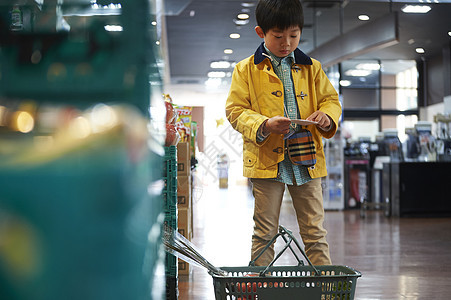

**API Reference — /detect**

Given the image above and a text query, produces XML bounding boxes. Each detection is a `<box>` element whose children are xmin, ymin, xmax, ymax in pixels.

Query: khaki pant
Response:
<box><xmin>250</xmin><ymin>178</ymin><xmax>331</xmax><ymax>266</ymax></box>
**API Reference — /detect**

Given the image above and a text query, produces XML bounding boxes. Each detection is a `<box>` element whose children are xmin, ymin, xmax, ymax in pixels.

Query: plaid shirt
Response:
<box><xmin>257</xmin><ymin>45</ymin><xmax>311</xmax><ymax>186</ymax></box>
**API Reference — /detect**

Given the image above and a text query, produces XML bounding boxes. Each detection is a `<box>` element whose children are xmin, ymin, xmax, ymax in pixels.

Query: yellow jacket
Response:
<box><xmin>225</xmin><ymin>43</ymin><xmax>342</xmax><ymax>179</ymax></box>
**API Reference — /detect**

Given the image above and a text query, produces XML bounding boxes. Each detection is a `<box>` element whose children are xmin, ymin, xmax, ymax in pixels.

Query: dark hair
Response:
<box><xmin>255</xmin><ymin>0</ymin><xmax>304</xmax><ymax>34</ymax></box>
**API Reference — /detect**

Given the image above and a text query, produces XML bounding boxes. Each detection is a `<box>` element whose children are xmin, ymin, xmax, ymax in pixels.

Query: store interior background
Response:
<box><xmin>163</xmin><ymin>0</ymin><xmax>451</xmax><ymax>199</ymax></box>
<box><xmin>0</xmin><ymin>0</ymin><xmax>451</xmax><ymax>299</ymax></box>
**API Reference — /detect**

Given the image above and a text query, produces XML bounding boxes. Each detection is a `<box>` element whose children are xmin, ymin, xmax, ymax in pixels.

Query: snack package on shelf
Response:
<box><xmin>163</xmin><ymin>94</ymin><xmax>180</xmax><ymax>147</ymax></box>
<box><xmin>164</xmin><ymin>94</ymin><xmax>177</xmax><ymax>125</ymax></box>
<box><xmin>174</xmin><ymin>106</ymin><xmax>192</xmax><ymax>143</ymax></box>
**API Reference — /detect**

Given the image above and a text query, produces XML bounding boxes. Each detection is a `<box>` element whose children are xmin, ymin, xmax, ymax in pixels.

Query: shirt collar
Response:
<box><xmin>263</xmin><ymin>44</ymin><xmax>294</xmax><ymax>66</ymax></box>
<box><xmin>253</xmin><ymin>42</ymin><xmax>313</xmax><ymax>66</ymax></box>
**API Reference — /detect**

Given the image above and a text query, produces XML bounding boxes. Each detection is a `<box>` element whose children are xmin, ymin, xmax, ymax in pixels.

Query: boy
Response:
<box><xmin>225</xmin><ymin>0</ymin><xmax>342</xmax><ymax>266</ymax></box>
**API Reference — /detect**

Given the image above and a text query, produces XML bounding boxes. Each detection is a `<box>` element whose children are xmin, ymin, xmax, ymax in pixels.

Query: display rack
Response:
<box><xmin>322</xmin><ymin>130</ymin><xmax>345</xmax><ymax>210</ymax></box>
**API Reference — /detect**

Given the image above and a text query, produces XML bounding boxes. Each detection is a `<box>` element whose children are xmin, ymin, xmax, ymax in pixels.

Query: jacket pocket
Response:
<box><xmin>243</xmin><ymin>151</ymin><xmax>257</xmax><ymax>167</ymax></box>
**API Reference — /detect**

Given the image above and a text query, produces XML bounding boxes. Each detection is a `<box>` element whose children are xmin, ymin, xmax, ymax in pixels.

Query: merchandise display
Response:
<box><xmin>0</xmin><ymin>1</ymin><xmax>166</xmax><ymax>299</ymax></box>
<box><xmin>414</xmin><ymin>121</ymin><xmax>436</xmax><ymax>162</ymax></box>
<box><xmin>161</xmin><ymin>91</ymin><xmax>198</xmax><ymax>283</ymax></box>
<box><xmin>405</xmin><ymin>127</ymin><xmax>420</xmax><ymax>160</ymax></box>
<box><xmin>434</xmin><ymin>113</ymin><xmax>451</xmax><ymax>161</ymax></box>
<box><xmin>322</xmin><ymin>129</ymin><xmax>344</xmax><ymax>210</ymax></box>
<box><xmin>344</xmin><ymin>138</ymin><xmax>370</xmax><ymax>209</ymax></box>
<box><xmin>382</xmin><ymin>129</ymin><xmax>403</xmax><ymax>162</ymax></box>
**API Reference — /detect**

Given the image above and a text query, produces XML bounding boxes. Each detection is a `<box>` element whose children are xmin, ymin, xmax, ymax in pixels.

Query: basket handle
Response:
<box><xmin>249</xmin><ymin>225</ymin><xmax>321</xmax><ymax>277</ymax></box>
<box><xmin>248</xmin><ymin>228</ymin><xmax>303</xmax><ymax>267</ymax></box>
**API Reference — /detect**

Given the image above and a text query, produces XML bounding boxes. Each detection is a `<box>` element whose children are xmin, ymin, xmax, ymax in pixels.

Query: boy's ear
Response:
<box><xmin>255</xmin><ymin>26</ymin><xmax>265</xmax><ymax>38</ymax></box>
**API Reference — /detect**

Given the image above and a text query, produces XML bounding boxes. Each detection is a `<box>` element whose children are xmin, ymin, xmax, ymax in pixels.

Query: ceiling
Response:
<box><xmin>165</xmin><ymin>0</ymin><xmax>451</xmax><ymax>87</ymax></box>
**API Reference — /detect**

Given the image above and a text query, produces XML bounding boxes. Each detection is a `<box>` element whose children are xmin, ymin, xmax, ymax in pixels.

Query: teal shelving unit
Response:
<box><xmin>0</xmin><ymin>1</ymin><xmax>166</xmax><ymax>299</ymax></box>
<box><xmin>163</xmin><ymin>145</ymin><xmax>178</xmax><ymax>300</ymax></box>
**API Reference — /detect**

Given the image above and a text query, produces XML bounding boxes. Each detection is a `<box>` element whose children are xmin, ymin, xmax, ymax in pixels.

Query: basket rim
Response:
<box><xmin>211</xmin><ymin>264</ymin><xmax>362</xmax><ymax>278</ymax></box>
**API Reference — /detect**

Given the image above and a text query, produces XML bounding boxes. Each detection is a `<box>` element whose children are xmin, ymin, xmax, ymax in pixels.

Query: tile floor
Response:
<box><xmin>177</xmin><ymin>182</ymin><xmax>451</xmax><ymax>300</ymax></box>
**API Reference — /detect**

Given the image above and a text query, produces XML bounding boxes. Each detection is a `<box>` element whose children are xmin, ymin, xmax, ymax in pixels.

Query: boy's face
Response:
<box><xmin>255</xmin><ymin>26</ymin><xmax>301</xmax><ymax>58</ymax></box>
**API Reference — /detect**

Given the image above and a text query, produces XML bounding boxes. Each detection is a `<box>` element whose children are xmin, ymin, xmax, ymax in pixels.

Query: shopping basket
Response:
<box><xmin>210</xmin><ymin>225</ymin><xmax>361</xmax><ymax>300</ymax></box>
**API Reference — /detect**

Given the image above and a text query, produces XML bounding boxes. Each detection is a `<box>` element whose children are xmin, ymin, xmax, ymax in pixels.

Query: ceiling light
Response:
<box><xmin>401</xmin><ymin>5</ymin><xmax>431</xmax><ymax>13</ymax></box>
<box><xmin>241</xmin><ymin>2</ymin><xmax>256</xmax><ymax>7</ymax></box>
<box><xmin>233</xmin><ymin>19</ymin><xmax>249</xmax><ymax>26</ymax></box>
<box><xmin>92</xmin><ymin>3</ymin><xmax>122</xmax><ymax>9</ymax></box>
<box><xmin>448</xmin><ymin>31</ymin><xmax>451</xmax><ymax>37</ymax></box>
<box><xmin>104</xmin><ymin>25</ymin><xmax>123</xmax><ymax>32</ymax></box>
<box><xmin>344</xmin><ymin>69</ymin><xmax>371</xmax><ymax>77</ymax></box>
<box><xmin>91</xmin><ymin>3</ymin><xmax>122</xmax><ymax>11</ymax></box>
<box><xmin>358</xmin><ymin>15</ymin><xmax>369</xmax><ymax>21</ymax></box>
<box><xmin>237</xmin><ymin>13</ymin><xmax>249</xmax><ymax>20</ymax></box>
<box><xmin>356</xmin><ymin>63</ymin><xmax>380</xmax><ymax>71</ymax></box>
<box><xmin>339</xmin><ymin>80</ymin><xmax>352</xmax><ymax>87</ymax></box>
<box><xmin>208</xmin><ymin>71</ymin><xmax>226</xmax><ymax>78</ymax></box>
<box><xmin>210</xmin><ymin>61</ymin><xmax>232</xmax><ymax>69</ymax></box>
<box><xmin>151</xmin><ymin>21</ymin><xmax>157</xmax><ymax>26</ymax></box>
<box><xmin>224</xmin><ymin>49</ymin><xmax>234</xmax><ymax>54</ymax></box>
<box><xmin>229</xmin><ymin>33</ymin><xmax>240</xmax><ymax>39</ymax></box>
<box><xmin>416</xmin><ymin>47</ymin><xmax>425</xmax><ymax>54</ymax></box>
<box><xmin>189</xmin><ymin>10</ymin><xmax>195</xmax><ymax>17</ymax></box>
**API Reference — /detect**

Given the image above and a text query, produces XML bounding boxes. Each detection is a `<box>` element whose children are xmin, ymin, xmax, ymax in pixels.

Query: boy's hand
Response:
<box><xmin>263</xmin><ymin>116</ymin><xmax>291</xmax><ymax>135</ymax></box>
<box><xmin>306</xmin><ymin>111</ymin><xmax>331</xmax><ymax>130</ymax></box>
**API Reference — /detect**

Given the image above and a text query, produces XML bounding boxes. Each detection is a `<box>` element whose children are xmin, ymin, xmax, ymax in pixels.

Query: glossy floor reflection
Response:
<box><xmin>178</xmin><ymin>182</ymin><xmax>451</xmax><ymax>300</ymax></box>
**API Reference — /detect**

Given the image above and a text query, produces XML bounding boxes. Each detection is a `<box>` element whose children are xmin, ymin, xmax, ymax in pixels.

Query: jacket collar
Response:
<box><xmin>253</xmin><ymin>42</ymin><xmax>313</xmax><ymax>66</ymax></box>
